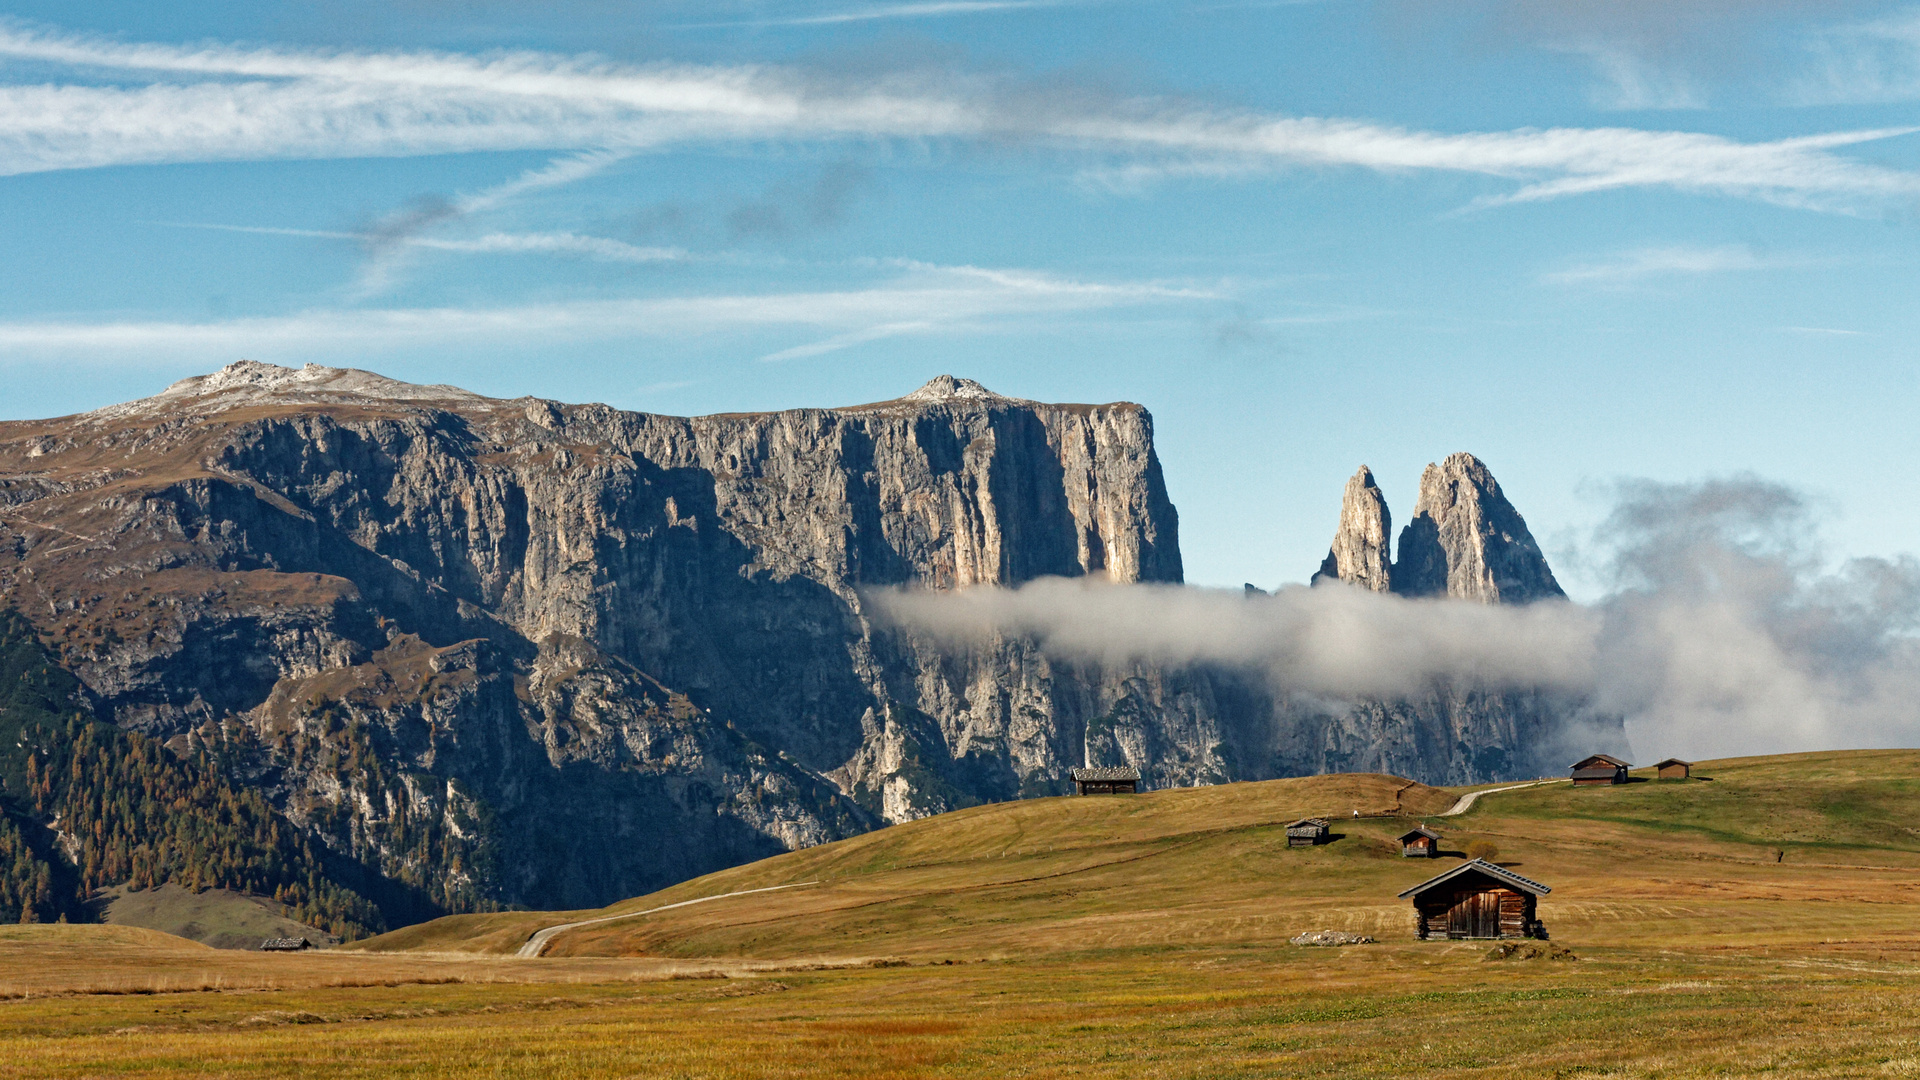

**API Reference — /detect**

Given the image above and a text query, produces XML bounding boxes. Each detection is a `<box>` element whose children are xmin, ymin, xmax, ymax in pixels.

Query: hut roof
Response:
<box><xmin>1070</xmin><ymin>766</ymin><xmax>1141</xmax><ymax>782</ymax></box>
<box><xmin>1655</xmin><ymin>758</ymin><xmax>1694</xmax><ymax>768</ymax></box>
<box><xmin>1286</xmin><ymin>817</ymin><xmax>1330</xmax><ymax>830</ymax></box>
<box><xmin>1398</xmin><ymin>826</ymin><xmax>1442</xmax><ymax>842</ymax></box>
<box><xmin>1570</xmin><ymin>753</ymin><xmax>1631</xmax><ymax>769</ymax></box>
<box><xmin>1397</xmin><ymin>858</ymin><xmax>1550</xmax><ymax>900</ymax></box>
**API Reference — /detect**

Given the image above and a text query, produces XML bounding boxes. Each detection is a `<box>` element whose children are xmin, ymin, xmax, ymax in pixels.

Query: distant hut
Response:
<box><xmin>1569</xmin><ymin>753</ymin><xmax>1631</xmax><ymax>786</ymax></box>
<box><xmin>1071</xmin><ymin>766</ymin><xmax>1140</xmax><ymax>795</ymax></box>
<box><xmin>259</xmin><ymin>937</ymin><xmax>313</xmax><ymax>952</ymax></box>
<box><xmin>1399</xmin><ymin>859</ymin><xmax>1550</xmax><ymax>940</ymax></box>
<box><xmin>1398</xmin><ymin>825</ymin><xmax>1442</xmax><ymax>858</ymax></box>
<box><xmin>1286</xmin><ymin>818</ymin><xmax>1331</xmax><ymax>848</ymax></box>
<box><xmin>1655</xmin><ymin>758</ymin><xmax>1693</xmax><ymax>780</ymax></box>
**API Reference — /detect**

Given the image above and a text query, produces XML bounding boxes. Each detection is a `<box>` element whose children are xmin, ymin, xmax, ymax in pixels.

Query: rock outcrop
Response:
<box><xmin>1391</xmin><ymin>453</ymin><xmax>1564</xmax><ymax>604</ymax></box>
<box><xmin>1296</xmin><ymin>453</ymin><xmax>1602</xmax><ymax>785</ymax></box>
<box><xmin>1310</xmin><ymin>466</ymin><xmax>1392</xmax><ymax>592</ymax></box>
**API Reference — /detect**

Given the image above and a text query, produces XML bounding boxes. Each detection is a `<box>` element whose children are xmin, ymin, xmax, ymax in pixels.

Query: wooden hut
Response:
<box><xmin>1655</xmin><ymin>758</ymin><xmax>1693</xmax><ymax>780</ymax></box>
<box><xmin>1569</xmin><ymin>753</ymin><xmax>1631</xmax><ymax>785</ymax></box>
<box><xmin>1398</xmin><ymin>825</ymin><xmax>1442</xmax><ymax>858</ymax></box>
<box><xmin>1286</xmin><ymin>818</ymin><xmax>1331</xmax><ymax>848</ymax></box>
<box><xmin>1398</xmin><ymin>859</ymin><xmax>1550</xmax><ymax>940</ymax></box>
<box><xmin>259</xmin><ymin>937</ymin><xmax>313</xmax><ymax>952</ymax></box>
<box><xmin>1070</xmin><ymin>766</ymin><xmax>1140</xmax><ymax>795</ymax></box>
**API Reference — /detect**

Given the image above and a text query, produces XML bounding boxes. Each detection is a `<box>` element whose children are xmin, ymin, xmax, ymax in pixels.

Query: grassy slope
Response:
<box><xmin>354</xmin><ymin>771</ymin><xmax>1460</xmax><ymax>957</ymax></box>
<box><xmin>96</xmin><ymin>883</ymin><xmax>332</xmax><ymax>951</ymax></box>
<box><xmin>360</xmin><ymin>751</ymin><xmax>1920</xmax><ymax>961</ymax></box>
<box><xmin>4</xmin><ymin>752</ymin><xmax>1920</xmax><ymax>1078</ymax></box>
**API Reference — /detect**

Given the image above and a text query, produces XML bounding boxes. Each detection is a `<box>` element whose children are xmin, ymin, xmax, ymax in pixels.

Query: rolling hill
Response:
<box><xmin>354</xmin><ymin>749</ymin><xmax>1920</xmax><ymax>961</ymax></box>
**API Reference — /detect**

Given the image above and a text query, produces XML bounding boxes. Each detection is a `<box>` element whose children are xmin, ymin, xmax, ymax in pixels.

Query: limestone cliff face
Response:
<box><xmin>1392</xmin><ymin>453</ymin><xmax>1564</xmax><ymax>604</ymax></box>
<box><xmin>0</xmin><ymin>364</ymin><xmax>1601</xmax><ymax>921</ymax></box>
<box><xmin>0</xmin><ymin>362</ymin><xmax>1202</xmax><ymax>914</ymax></box>
<box><xmin>1310</xmin><ymin>466</ymin><xmax>1392</xmax><ymax>592</ymax></box>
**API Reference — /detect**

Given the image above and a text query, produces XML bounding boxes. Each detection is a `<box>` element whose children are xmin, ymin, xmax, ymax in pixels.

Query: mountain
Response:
<box><xmin>0</xmin><ymin>363</ymin><xmax>1611</xmax><ymax>930</ymax></box>
<box><xmin>1302</xmin><ymin>453</ymin><xmax>1607</xmax><ymax>784</ymax></box>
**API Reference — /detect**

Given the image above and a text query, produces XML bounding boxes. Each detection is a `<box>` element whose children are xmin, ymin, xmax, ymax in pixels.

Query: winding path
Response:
<box><xmin>1439</xmin><ymin>778</ymin><xmax>1566</xmax><ymax>817</ymax></box>
<box><xmin>515</xmin><ymin>881</ymin><xmax>821</xmax><ymax>958</ymax></box>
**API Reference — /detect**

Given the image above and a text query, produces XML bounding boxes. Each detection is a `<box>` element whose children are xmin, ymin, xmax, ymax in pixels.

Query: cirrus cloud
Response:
<box><xmin>0</xmin><ymin>24</ymin><xmax>1914</xmax><ymax>213</ymax></box>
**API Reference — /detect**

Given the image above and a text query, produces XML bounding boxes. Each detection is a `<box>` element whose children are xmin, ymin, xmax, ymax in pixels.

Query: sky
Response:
<box><xmin>1</xmin><ymin>0</ymin><xmax>1918</xmax><ymax>598</ymax></box>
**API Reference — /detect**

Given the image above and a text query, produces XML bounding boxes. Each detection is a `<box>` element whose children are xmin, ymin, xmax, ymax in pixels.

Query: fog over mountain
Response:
<box><xmin>878</xmin><ymin>473</ymin><xmax>1920</xmax><ymax>763</ymax></box>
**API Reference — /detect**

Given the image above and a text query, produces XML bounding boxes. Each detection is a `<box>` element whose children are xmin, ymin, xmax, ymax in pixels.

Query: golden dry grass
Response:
<box><xmin>5</xmin><ymin>752</ymin><xmax>1920</xmax><ymax>1077</ymax></box>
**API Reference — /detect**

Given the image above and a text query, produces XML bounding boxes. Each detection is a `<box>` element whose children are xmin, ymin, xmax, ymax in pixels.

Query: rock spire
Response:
<box><xmin>1391</xmin><ymin>452</ymin><xmax>1564</xmax><ymax>604</ymax></box>
<box><xmin>1311</xmin><ymin>466</ymin><xmax>1393</xmax><ymax>592</ymax></box>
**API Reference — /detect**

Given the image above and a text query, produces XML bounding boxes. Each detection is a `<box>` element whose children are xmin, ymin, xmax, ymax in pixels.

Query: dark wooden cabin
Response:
<box><xmin>1398</xmin><ymin>825</ymin><xmax>1442</xmax><ymax>858</ymax></box>
<box><xmin>259</xmin><ymin>937</ymin><xmax>313</xmax><ymax>952</ymax></box>
<box><xmin>1655</xmin><ymin>758</ymin><xmax>1693</xmax><ymax>780</ymax></box>
<box><xmin>1398</xmin><ymin>859</ymin><xmax>1550</xmax><ymax>941</ymax></box>
<box><xmin>1286</xmin><ymin>818</ymin><xmax>1331</xmax><ymax>848</ymax></box>
<box><xmin>1569</xmin><ymin>753</ymin><xmax>1631</xmax><ymax>785</ymax></box>
<box><xmin>1071</xmin><ymin>766</ymin><xmax>1140</xmax><ymax>795</ymax></box>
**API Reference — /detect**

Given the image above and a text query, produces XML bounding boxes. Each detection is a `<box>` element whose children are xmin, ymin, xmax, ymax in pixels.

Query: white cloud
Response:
<box><xmin>0</xmin><ymin>25</ymin><xmax>1914</xmax><ymax>212</ymax></box>
<box><xmin>757</xmin><ymin>321</ymin><xmax>939</xmax><ymax>361</ymax></box>
<box><xmin>160</xmin><ymin>222</ymin><xmax>690</xmax><ymax>264</ymax></box>
<box><xmin>685</xmin><ymin>0</ymin><xmax>1066</xmax><ymax>27</ymax></box>
<box><xmin>1545</xmin><ymin>244</ymin><xmax>1804</xmax><ymax>284</ymax></box>
<box><xmin>871</xmin><ymin>476</ymin><xmax>1920</xmax><ymax>760</ymax></box>
<box><xmin>0</xmin><ymin>264</ymin><xmax>1213</xmax><ymax>359</ymax></box>
<box><xmin>1792</xmin><ymin>8</ymin><xmax>1920</xmax><ymax>104</ymax></box>
<box><xmin>1557</xmin><ymin>43</ymin><xmax>1708</xmax><ymax>110</ymax></box>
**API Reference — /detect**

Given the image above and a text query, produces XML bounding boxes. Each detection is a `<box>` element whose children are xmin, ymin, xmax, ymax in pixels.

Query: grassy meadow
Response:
<box><xmin>5</xmin><ymin>751</ymin><xmax>1920</xmax><ymax>1077</ymax></box>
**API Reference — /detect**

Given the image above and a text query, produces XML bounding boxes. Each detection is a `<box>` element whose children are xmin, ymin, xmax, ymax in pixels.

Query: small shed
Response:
<box><xmin>1655</xmin><ymin>758</ymin><xmax>1693</xmax><ymax>780</ymax></box>
<box><xmin>1071</xmin><ymin>766</ymin><xmax>1140</xmax><ymax>795</ymax></box>
<box><xmin>1569</xmin><ymin>753</ymin><xmax>1631</xmax><ymax>786</ymax></box>
<box><xmin>1286</xmin><ymin>817</ymin><xmax>1331</xmax><ymax>848</ymax></box>
<box><xmin>1398</xmin><ymin>825</ymin><xmax>1442</xmax><ymax>858</ymax></box>
<box><xmin>1399</xmin><ymin>859</ymin><xmax>1550</xmax><ymax>940</ymax></box>
<box><xmin>259</xmin><ymin>937</ymin><xmax>312</xmax><ymax>952</ymax></box>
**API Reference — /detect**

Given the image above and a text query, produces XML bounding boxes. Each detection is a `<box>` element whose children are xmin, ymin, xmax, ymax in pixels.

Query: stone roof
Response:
<box><xmin>1070</xmin><ymin>766</ymin><xmax>1140</xmax><ymax>782</ymax></box>
<box><xmin>1399</xmin><ymin>826</ymin><xmax>1442</xmax><ymax>841</ymax></box>
<box><xmin>1397</xmin><ymin>858</ymin><xmax>1551</xmax><ymax>899</ymax></box>
<box><xmin>1286</xmin><ymin>817</ymin><xmax>1330</xmax><ymax>831</ymax></box>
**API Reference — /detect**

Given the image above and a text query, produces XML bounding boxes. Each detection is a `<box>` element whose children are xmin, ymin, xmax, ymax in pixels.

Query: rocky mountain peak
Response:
<box><xmin>85</xmin><ymin>360</ymin><xmax>485</xmax><ymax>422</ymax></box>
<box><xmin>1392</xmin><ymin>452</ymin><xmax>1563</xmax><ymax>604</ymax></box>
<box><xmin>902</xmin><ymin>375</ymin><xmax>1005</xmax><ymax>403</ymax></box>
<box><xmin>1311</xmin><ymin>465</ymin><xmax>1393</xmax><ymax>592</ymax></box>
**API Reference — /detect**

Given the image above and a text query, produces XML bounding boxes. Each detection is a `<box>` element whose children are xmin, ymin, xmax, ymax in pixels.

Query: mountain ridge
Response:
<box><xmin>0</xmin><ymin>362</ymin><xmax>1613</xmax><ymax>933</ymax></box>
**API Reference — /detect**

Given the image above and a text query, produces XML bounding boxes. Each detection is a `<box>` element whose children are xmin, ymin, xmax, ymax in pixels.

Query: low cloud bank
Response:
<box><xmin>870</xmin><ymin>476</ymin><xmax>1920</xmax><ymax>762</ymax></box>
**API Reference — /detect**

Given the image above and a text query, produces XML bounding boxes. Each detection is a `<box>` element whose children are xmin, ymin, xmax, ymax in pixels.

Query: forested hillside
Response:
<box><xmin>0</xmin><ymin>610</ymin><xmax>381</xmax><ymax>937</ymax></box>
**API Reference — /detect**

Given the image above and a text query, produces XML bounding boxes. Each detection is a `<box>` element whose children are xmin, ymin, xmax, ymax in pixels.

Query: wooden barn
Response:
<box><xmin>1569</xmin><ymin>753</ymin><xmax>1631</xmax><ymax>785</ymax></box>
<box><xmin>1398</xmin><ymin>825</ymin><xmax>1442</xmax><ymax>858</ymax></box>
<box><xmin>1286</xmin><ymin>818</ymin><xmax>1330</xmax><ymax>848</ymax></box>
<box><xmin>1656</xmin><ymin>758</ymin><xmax>1693</xmax><ymax>780</ymax></box>
<box><xmin>259</xmin><ymin>937</ymin><xmax>313</xmax><ymax>952</ymax></box>
<box><xmin>1070</xmin><ymin>766</ymin><xmax>1140</xmax><ymax>795</ymax></box>
<box><xmin>1399</xmin><ymin>859</ymin><xmax>1551</xmax><ymax>941</ymax></box>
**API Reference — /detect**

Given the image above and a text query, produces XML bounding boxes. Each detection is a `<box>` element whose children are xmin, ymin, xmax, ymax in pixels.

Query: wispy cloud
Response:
<box><xmin>1792</xmin><ymin>8</ymin><xmax>1920</xmax><ymax>104</ymax></box>
<box><xmin>757</xmin><ymin>320</ymin><xmax>939</xmax><ymax>361</ymax></box>
<box><xmin>1545</xmin><ymin>244</ymin><xmax>1806</xmax><ymax>284</ymax></box>
<box><xmin>0</xmin><ymin>25</ymin><xmax>1915</xmax><ymax>213</ymax></box>
<box><xmin>161</xmin><ymin>222</ymin><xmax>688</xmax><ymax>264</ymax></box>
<box><xmin>0</xmin><ymin>264</ymin><xmax>1214</xmax><ymax>359</ymax></box>
<box><xmin>684</xmin><ymin>0</ymin><xmax>1065</xmax><ymax>28</ymax></box>
<box><xmin>1556</xmin><ymin>43</ymin><xmax>1708</xmax><ymax>110</ymax></box>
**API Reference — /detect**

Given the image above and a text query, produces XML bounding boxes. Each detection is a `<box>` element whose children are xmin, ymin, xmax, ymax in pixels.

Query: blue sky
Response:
<box><xmin>1</xmin><ymin>0</ymin><xmax>1918</xmax><ymax>596</ymax></box>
